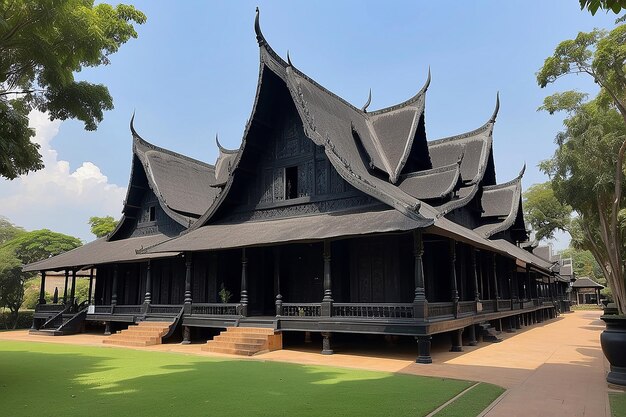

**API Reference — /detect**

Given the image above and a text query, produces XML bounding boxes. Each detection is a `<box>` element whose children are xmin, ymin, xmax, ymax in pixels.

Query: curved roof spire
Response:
<box><xmin>362</xmin><ymin>89</ymin><xmax>372</xmax><ymax>112</ymax></box>
<box><xmin>287</xmin><ymin>50</ymin><xmax>293</xmax><ymax>67</ymax></box>
<box><xmin>490</xmin><ymin>92</ymin><xmax>500</xmax><ymax>123</ymax></box>
<box><xmin>517</xmin><ymin>162</ymin><xmax>526</xmax><ymax>179</ymax></box>
<box><xmin>254</xmin><ymin>7</ymin><xmax>267</xmax><ymax>46</ymax></box>
<box><xmin>130</xmin><ymin>111</ymin><xmax>141</xmax><ymax>139</ymax></box>
<box><xmin>215</xmin><ymin>133</ymin><xmax>238</xmax><ymax>154</ymax></box>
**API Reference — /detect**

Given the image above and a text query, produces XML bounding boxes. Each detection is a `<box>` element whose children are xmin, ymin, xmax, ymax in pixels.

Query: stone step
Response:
<box><xmin>207</xmin><ymin>340</ymin><xmax>265</xmax><ymax>350</ymax></box>
<box><xmin>225</xmin><ymin>327</ymin><xmax>276</xmax><ymax>335</ymax></box>
<box><xmin>108</xmin><ymin>334</ymin><xmax>160</xmax><ymax>343</ymax></box>
<box><xmin>103</xmin><ymin>338</ymin><xmax>156</xmax><ymax>347</ymax></box>
<box><xmin>118</xmin><ymin>329</ymin><xmax>168</xmax><ymax>337</ymax></box>
<box><xmin>202</xmin><ymin>345</ymin><xmax>261</xmax><ymax>356</ymax></box>
<box><xmin>213</xmin><ymin>334</ymin><xmax>269</xmax><ymax>343</ymax></box>
<box><xmin>138</xmin><ymin>321</ymin><xmax>172</xmax><ymax>327</ymax></box>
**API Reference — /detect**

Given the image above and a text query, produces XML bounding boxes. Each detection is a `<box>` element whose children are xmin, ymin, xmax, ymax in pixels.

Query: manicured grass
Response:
<box><xmin>433</xmin><ymin>383</ymin><xmax>505</xmax><ymax>417</ymax></box>
<box><xmin>0</xmin><ymin>340</ymin><xmax>500</xmax><ymax>417</ymax></box>
<box><xmin>611</xmin><ymin>392</ymin><xmax>626</xmax><ymax>417</ymax></box>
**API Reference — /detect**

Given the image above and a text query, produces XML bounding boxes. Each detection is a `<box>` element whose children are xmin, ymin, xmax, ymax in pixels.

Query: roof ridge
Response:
<box><xmin>401</xmin><ymin>159</ymin><xmax>460</xmax><ymax>179</ymax></box>
<box><xmin>130</xmin><ymin>114</ymin><xmax>215</xmax><ymax>170</ymax></box>
<box><xmin>482</xmin><ymin>164</ymin><xmax>525</xmax><ymax>191</ymax></box>
<box><xmin>367</xmin><ymin>68</ymin><xmax>431</xmax><ymax>116</ymax></box>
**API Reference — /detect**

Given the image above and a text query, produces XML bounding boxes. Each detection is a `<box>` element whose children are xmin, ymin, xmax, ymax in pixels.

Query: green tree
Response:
<box><xmin>538</xmin><ymin>24</ymin><xmax>626</xmax><ymax>314</ymax></box>
<box><xmin>0</xmin><ymin>246</ymin><xmax>25</xmax><ymax>328</ymax></box>
<box><xmin>0</xmin><ymin>216</ymin><xmax>24</xmax><ymax>244</ymax></box>
<box><xmin>523</xmin><ymin>182</ymin><xmax>572</xmax><ymax>241</ymax></box>
<box><xmin>0</xmin><ymin>0</ymin><xmax>146</xmax><ymax>179</ymax></box>
<box><xmin>2</xmin><ymin>229</ymin><xmax>82</xmax><ymax>265</ymax></box>
<box><xmin>88</xmin><ymin>216</ymin><xmax>117</xmax><ymax>238</ymax></box>
<box><xmin>580</xmin><ymin>0</ymin><xmax>626</xmax><ymax>15</ymax></box>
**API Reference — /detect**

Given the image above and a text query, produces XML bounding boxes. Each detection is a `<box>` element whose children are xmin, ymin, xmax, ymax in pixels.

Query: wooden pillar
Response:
<box><xmin>492</xmin><ymin>254</ymin><xmax>500</xmax><ymax>300</ymax></box>
<box><xmin>479</xmin><ymin>252</ymin><xmax>485</xmax><ymax>299</ymax></box>
<box><xmin>413</xmin><ymin>231</ymin><xmax>428</xmax><ymax>319</ymax></box>
<box><xmin>184</xmin><ymin>252</ymin><xmax>193</xmax><ymax>304</ymax></box>
<box><xmin>449</xmin><ymin>241</ymin><xmax>459</xmax><ymax>317</ymax></box>
<box><xmin>104</xmin><ymin>321</ymin><xmax>111</xmax><ymax>336</ymax></box>
<box><xmin>450</xmin><ymin>329</ymin><xmax>463</xmax><ymax>352</ymax></box>
<box><xmin>472</xmin><ymin>249</ymin><xmax>480</xmax><ymax>302</ymax></box>
<box><xmin>321</xmin><ymin>240</ymin><xmax>333</xmax><ymax>317</ymax></box>
<box><xmin>69</xmin><ymin>269</ymin><xmax>77</xmax><ymax>307</ymax></box>
<box><xmin>274</xmin><ymin>247</ymin><xmax>283</xmax><ymax>316</ymax></box>
<box><xmin>240</xmin><ymin>248</ymin><xmax>248</xmax><ymax>316</ymax></box>
<box><xmin>63</xmin><ymin>269</ymin><xmax>69</xmax><ymax>304</ymax></box>
<box><xmin>525</xmin><ymin>265</ymin><xmax>530</xmax><ymax>300</ymax></box>
<box><xmin>88</xmin><ymin>269</ymin><xmax>94</xmax><ymax>304</ymax></box>
<box><xmin>111</xmin><ymin>265</ymin><xmax>118</xmax><ymax>306</ymax></box>
<box><xmin>416</xmin><ymin>336</ymin><xmax>432</xmax><ymax>364</ymax></box>
<box><xmin>467</xmin><ymin>324</ymin><xmax>478</xmax><ymax>346</ymax></box>
<box><xmin>321</xmin><ymin>332</ymin><xmax>333</xmax><ymax>355</ymax></box>
<box><xmin>38</xmin><ymin>271</ymin><xmax>47</xmax><ymax>305</ymax></box>
<box><xmin>144</xmin><ymin>261</ymin><xmax>152</xmax><ymax>304</ymax></box>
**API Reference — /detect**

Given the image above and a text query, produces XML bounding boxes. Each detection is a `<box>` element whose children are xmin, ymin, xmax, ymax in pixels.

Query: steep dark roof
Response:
<box><xmin>473</xmin><ymin>165</ymin><xmax>525</xmax><ymax>238</ymax></box>
<box><xmin>398</xmin><ymin>161</ymin><xmax>461</xmax><ymax>200</ymax></box>
<box><xmin>214</xmin><ymin>135</ymin><xmax>239</xmax><ymax>186</ymax></box>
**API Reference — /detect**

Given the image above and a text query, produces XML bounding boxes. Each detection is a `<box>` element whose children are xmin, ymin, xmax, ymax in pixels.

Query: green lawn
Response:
<box><xmin>611</xmin><ymin>392</ymin><xmax>626</xmax><ymax>417</ymax></box>
<box><xmin>0</xmin><ymin>340</ymin><xmax>502</xmax><ymax>417</ymax></box>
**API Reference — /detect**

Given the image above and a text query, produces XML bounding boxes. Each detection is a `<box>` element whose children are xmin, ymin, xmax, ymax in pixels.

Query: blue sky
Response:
<box><xmin>0</xmin><ymin>1</ymin><xmax>618</xmax><ymax>246</ymax></box>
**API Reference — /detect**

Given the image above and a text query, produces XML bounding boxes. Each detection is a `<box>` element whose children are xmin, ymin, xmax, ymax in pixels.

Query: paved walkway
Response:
<box><xmin>0</xmin><ymin>310</ymin><xmax>613</xmax><ymax>416</ymax></box>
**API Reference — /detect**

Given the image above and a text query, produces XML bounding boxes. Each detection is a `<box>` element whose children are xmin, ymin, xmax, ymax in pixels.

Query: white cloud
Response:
<box><xmin>0</xmin><ymin>111</ymin><xmax>126</xmax><ymax>242</ymax></box>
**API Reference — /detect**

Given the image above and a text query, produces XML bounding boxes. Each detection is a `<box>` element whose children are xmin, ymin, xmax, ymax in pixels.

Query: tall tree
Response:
<box><xmin>0</xmin><ymin>246</ymin><xmax>24</xmax><ymax>329</ymax></box>
<box><xmin>0</xmin><ymin>0</ymin><xmax>146</xmax><ymax>179</ymax></box>
<box><xmin>88</xmin><ymin>216</ymin><xmax>117</xmax><ymax>238</ymax></box>
<box><xmin>523</xmin><ymin>182</ymin><xmax>572</xmax><ymax>241</ymax></box>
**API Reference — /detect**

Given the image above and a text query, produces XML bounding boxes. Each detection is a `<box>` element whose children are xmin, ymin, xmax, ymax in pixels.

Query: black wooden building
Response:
<box><xmin>25</xmin><ymin>10</ymin><xmax>569</xmax><ymax>362</ymax></box>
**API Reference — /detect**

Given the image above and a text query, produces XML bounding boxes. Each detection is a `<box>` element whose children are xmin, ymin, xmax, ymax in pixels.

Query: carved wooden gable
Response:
<box><xmin>219</xmin><ymin>86</ymin><xmax>379</xmax><ymax>222</ymax></box>
<box><xmin>129</xmin><ymin>188</ymin><xmax>185</xmax><ymax>238</ymax></box>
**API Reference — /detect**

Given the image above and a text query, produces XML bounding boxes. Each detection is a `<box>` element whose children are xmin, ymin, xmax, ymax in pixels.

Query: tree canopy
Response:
<box><xmin>537</xmin><ymin>23</ymin><xmax>626</xmax><ymax>314</ymax></box>
<box><xmin>2</xmin><ymin>229</ymin><xmax>82</xmax><ymax>265</ymax></box>
<box><xmin>0</xmin><ymin>216</ymin><xmax>24</xmax><ymax>244</ymax></box>
<box><xmin>88</xmin><ymin>216</ymin><xmax>117</xmax><ymax>238</ymax></box>
<box><xmin>0</xmin><ymin>0</ymin><xmax>146</xmax><ymax>179</ymax></box>
<box><xmin>523</xmin><ymin>182</ymin><xmax>572</xmax><ymax>241</ymax></box>
<box><xmin>579</xmin><ymin>0</ymin><xmax>626</xmax><ymax>15</ymax></box>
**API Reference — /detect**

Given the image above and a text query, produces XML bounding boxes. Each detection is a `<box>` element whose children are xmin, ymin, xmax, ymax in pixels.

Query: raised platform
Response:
<box><xmin>202</xmin><ymin>327</ymin><xmax>283</xmax><ymax>356</ymax></box>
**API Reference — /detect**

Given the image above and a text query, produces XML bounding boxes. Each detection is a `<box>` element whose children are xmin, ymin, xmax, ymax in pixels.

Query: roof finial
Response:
<box><xmin>287</xmin><ymin>50</ymin><xmax>293</xmax><ymax>67</ymax></box>
<box><xmin>362</xmin><ymin>89</ymin><xmax>372</xmax><ymax>112</ymax></box>
<box><xmin>421</xmin><ymin>66</ymin><xmax>432</xmax><ymax>93</ymax></box>
<box><xmin>130</xmin><ymin>111</ymin><xmax>141</xmax><ymax>139</ymax></box>
<box><xmin>254</xmin><ymin>7</ymin><xmax>266</xmax><ymax>46</ymax></box>
<box><xmin>216</xmin><ymin>133</ymin><xmax>226</xmax><ymax>153</ymax></box>
<box><xmin>517</xmin><ymin>162</ymin><xmax>526</xmax><ymax>179</ymax></box>
<box><xmin>490</xmin><ymin>92</ymin><xmax>500</xmax><ymax>123</ymax></box>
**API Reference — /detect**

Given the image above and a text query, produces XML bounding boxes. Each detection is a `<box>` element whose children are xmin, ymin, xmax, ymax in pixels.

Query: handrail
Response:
<box><xmin>332</xmin><ymin>302</ymin><xmax>413</xmax><ymax>318</ymax></box>
<box><xmin>56</xmin><ymin>307</ymin><xmax>88</xmax><ymax>333</ymax></box>
<box><xmin>41</xmin><ymin>305</ymin><xmax>70</xmax><ymax>328</ymax></box>
<box><xmin>161</xmin><ymin>306</ymin><xmax>184</xmax><ymax>340</ymax></box>
<box><xmin>282</xmin><ymin>303</ymin><xmax>322</xmax><ymax>317</ymax></box>
<box><xmin>190</xmin><ymin>303</ymin><xmax>242</xmax><ymax>316</ymax></box>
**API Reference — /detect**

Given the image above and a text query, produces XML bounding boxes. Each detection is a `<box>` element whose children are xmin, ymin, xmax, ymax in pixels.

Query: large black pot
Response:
<box><xmin>600</xmin><ymin>315</ymin><xmax>626</xmax><ymax>386</ymax></box>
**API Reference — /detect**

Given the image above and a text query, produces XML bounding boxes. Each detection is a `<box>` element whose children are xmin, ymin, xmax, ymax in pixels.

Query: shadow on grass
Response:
<box><xmin>0</xmin><ymin>341</ymin><xmax>473</xmax><ymax>417</ymax></box>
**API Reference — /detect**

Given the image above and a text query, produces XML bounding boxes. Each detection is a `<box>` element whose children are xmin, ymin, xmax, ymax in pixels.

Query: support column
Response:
<box><xmin>472</xmin><ymin>250</ymin><xmax>480</xmax><ymax>302</ymax></box>
<box><xmin>104</xmin><ymin>321</ymin><xmax>111</xmax><ymax>336</ymax></box>
<box><xmin>182</xmin><ymin>326</ymin><xmax>191</xmax><ymax>345</ymax></box>
<box><xmin>111</xmin><ymin>265</ymin><xmax>118</xmax><ymax>306</ymax></box>
<box><xmin>468</xmin><ymin>324</ymin><xmax>478</xmax><ymax>346</ymax></box>
<box><xmin>184</xmin><ymin>252</ymin><xmax>193</xmax><ymax>305</ymax></box>
<box><xmin>144</xmin><ymin>261</ymin><xmax>152</xmax><ymax>304</ymax></box>
<box><xmin>525</xmin><ymin>265</ymin><xmax>530</xmax><ymax>300</ymax></box>
<box><xmin>63</xmin><ymin>269</ymin><xmax>69</xmax><ymax>304</ymax></box>
<box><xmin>69</xmin><ymin>269</ymin><xmax>77</xmax><ymax>307</ymax></box>
<box><xmin>88</xmin><ymin>269</ymin><xmax>94</xmax><ymax>304</ymax></box>
<box><xmin>413</xmin><ymin>231</ymin><xmax>428</xmax><ymax>319</ymax></box>
<box><xmin>450</xmin><ymin>329</ymin><xmax>463</xmax><ymax>352</ymax></box>
<box><xmin>492</xmin><ymin>254</ymin><xmax>500</xmax><ymax>313</ymax></box>
<box><xmin>416</xmin><ymin>336</ymin><xmax>432</xmax><ymax>364</ymax></box>
<box><xmin>321</xmin><ymin>332</ymin><xmax>333</xmax><ymax>355</ymax></box>
<box><xmin>274</xmin><ymin>247</ymin><xmax>283</xmax><ymax>316</ymax></box>
<box><xmin>449</xmin><ymin>240</ymin><xmax>459</xmax><ymax>317</ymax></box>
<box><xmin>321</xmin><ymin>240</ymin><xmax>333</xmax><ymax>317</ymax></box>
<box><xmin>240</xmin><ymin>248</ymin><xmax>248</xmax><ymax>316</ymax></box>
<box><xmin>38</xmin><ymin>271</ymin><xmax>47</xmax><ymax>305</ymax></box>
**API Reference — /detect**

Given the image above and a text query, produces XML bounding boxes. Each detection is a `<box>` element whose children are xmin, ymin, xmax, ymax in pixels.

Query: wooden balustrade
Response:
<box><xmin>458</xmin><ymin>301</ymin><xmax>476</xmax><ymax>315</ymax></box>
<box><xmin>147</xmin><ymin>304</ymin><xmax>183</xmax><ymax>315</ymax></box>
<box><xmin>113</xmin><ymin>305</ymin><xmax>142</xmax><ymax>314</ymax></box>
<box><xmin>35</xmin><ymin>304</ymin><xmax>66</xmax><ymax>313</ymax></box>
<box><xmin>190</xmin><ymin>303</ymin><xmax>241</xmax><ymax>316</ymax></box>
<box><xmin>281</xmin><ymin>303</ymin><xmax>321</xmax><ymax>317</ymax></box>
<box><xmin>428</xmin><ymin>302</ymin><xmax>455</xmax><ymax>317</ymax></box>
<box><xmin>497</xmin><ymin>299</ymin><xmax>512</xmax><ymax>310</ymax></box>
<box><xmin>332</xmin><ymin>303</ymin><xmax>414</xmax><ymax>319</ymax></box>
<box><xmin>482</xmin><ymin>300</ymin><xmax>496</xmax><ymax>312</ymax></box>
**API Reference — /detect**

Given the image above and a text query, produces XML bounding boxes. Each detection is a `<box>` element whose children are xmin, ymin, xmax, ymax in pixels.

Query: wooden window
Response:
<box><xmin>149</xmin><ymin>206</ymin><xmax>156</xmax><ymax>222</ymax></box>
<box><xmin>285</xmin><ymin>166</ymin><xmax>298</xmax><ymax>199</ymax></box>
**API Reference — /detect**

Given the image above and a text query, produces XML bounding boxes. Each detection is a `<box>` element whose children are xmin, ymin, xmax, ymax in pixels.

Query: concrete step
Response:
<box><xmin>202</xmin><ymin>345</ymin><xmax>262</xmax><ymax>356</ymax></box>
<box><xmin>103</xmin><ymin>338</ymin><xmax>156</xmax><ymax>347</ymax></box>
<box><xmin>118</xmin><ymin>329</ymin><xmax>168</xmax><ymax>337</ymax></box>
<box><xmin>108</xmin><ymin>334</ymin><xmax>160</xmax><ymax>343</ymax></box>
<box><xmin>207</xmin><ymin>340</ymin><xmax>265</xmax><ymax>350</ymax></box>
<box><xmin>137</xmin><ymin>321</ymin><xmax>172</xmax><ymax>327</ymax></box>
<box><xmin>225</xmin><ymin>327</ymin><xmax>275</xmax><ymax>335</ymax></box>
<box><xmin>213</xmin><ymin>334</ymin><xmax>268</xmax><ymax>343</ymax></box>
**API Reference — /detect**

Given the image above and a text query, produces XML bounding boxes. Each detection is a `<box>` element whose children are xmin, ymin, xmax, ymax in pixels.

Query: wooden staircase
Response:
<box><xmin>202</xmin><ymin>327</ymin><xmax>282</xmax><ymax>356</ymax></box>
<box><xmin>103</xmin><ymin>321</ymin><xmax>172</xmax><ymax>347</ymax></box>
